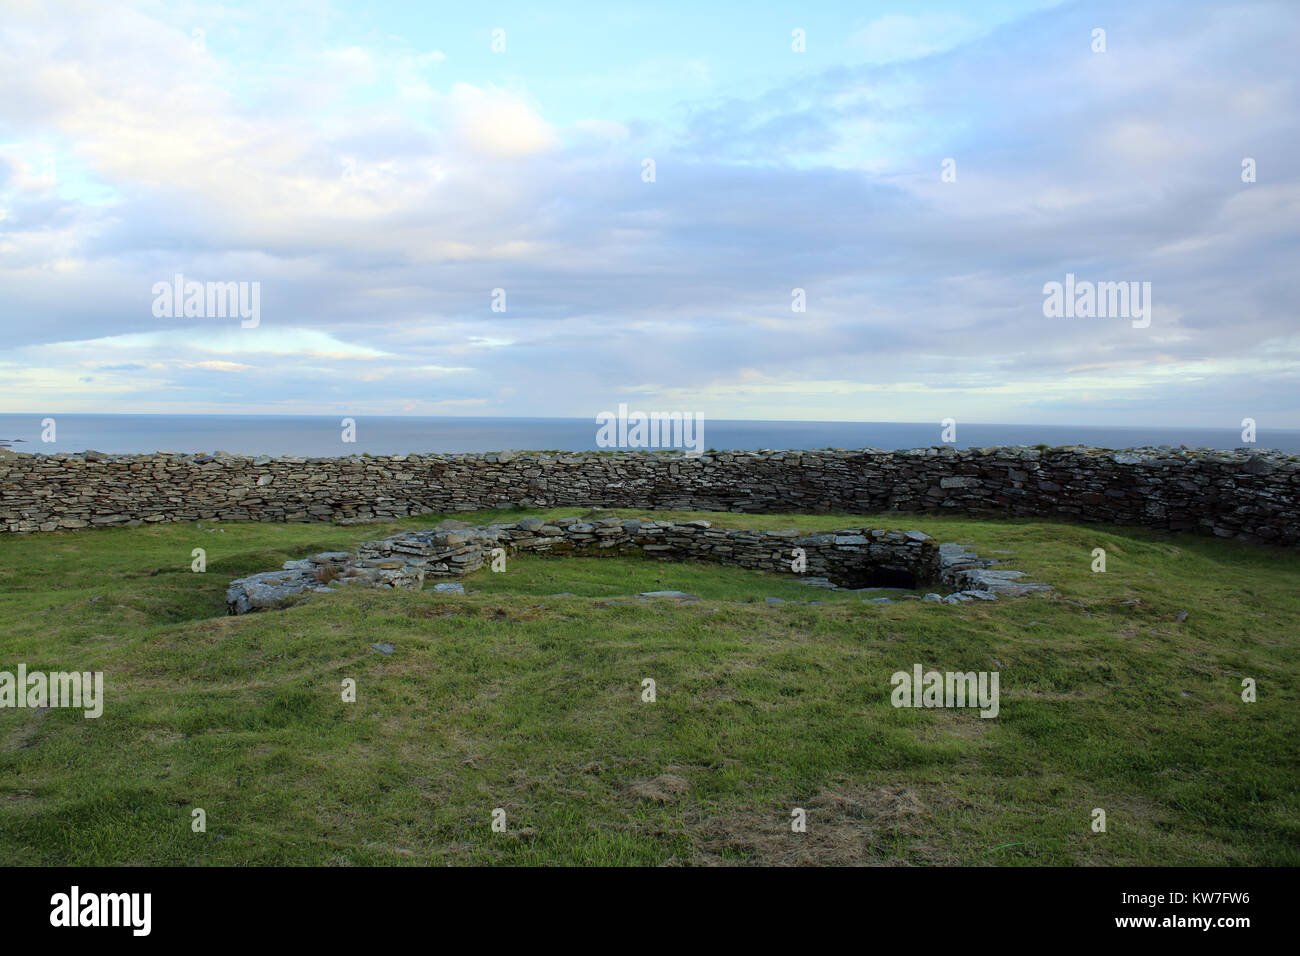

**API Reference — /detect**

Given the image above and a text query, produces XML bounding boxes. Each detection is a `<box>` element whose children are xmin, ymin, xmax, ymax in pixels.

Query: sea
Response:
<box><xmin>1</xmin><ymin>414</ymin><xmax>1296</xmax><ymax>456</ymax></box>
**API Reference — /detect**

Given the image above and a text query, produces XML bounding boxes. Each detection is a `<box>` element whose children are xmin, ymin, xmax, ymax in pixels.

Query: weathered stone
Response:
<box><xmin>14</xmin><ymin>441</ymin><xmax>1280</xmax><ymax>610</ymax></box>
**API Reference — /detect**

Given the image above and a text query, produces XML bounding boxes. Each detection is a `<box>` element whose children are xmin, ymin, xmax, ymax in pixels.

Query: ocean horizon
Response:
<box><xmin>1</xmin><ymin>414</ymin><xmax>1296</xmax><ymax>457</ymax></box>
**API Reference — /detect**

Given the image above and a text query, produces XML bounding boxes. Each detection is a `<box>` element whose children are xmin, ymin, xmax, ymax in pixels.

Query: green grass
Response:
<box><xmin>1</xmin><ymin>507</ymin><xmax>1297</xmax><ymax>865</ymax></box>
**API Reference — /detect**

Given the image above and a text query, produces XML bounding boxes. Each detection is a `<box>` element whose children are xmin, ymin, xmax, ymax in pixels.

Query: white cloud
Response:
<box><xmin>43</xmin><ymin>328</ymin><xmax>393</xmax><ymax>360</ymax></box>
<box><xmin>445</xmin><ymin>83</ymin><xmax>559</xmax><ymax>158</ymax></box>
<box><xmin>849</xmin><ymin>14</ymin><xmax>982</xmax><ymax>64</ymax></box>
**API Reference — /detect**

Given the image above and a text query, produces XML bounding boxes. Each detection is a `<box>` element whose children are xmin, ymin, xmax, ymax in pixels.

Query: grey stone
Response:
<box><xmin>311</xmin><ymin>552</ymin><xmax>354</xmax><ymax>564</ymax></box>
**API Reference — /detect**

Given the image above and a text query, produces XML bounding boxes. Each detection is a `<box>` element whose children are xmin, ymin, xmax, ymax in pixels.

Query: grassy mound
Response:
<box><xmin>1</xmin><ymin>508</ymin><xmax>1296</xmax><ymax>865</ymax></box>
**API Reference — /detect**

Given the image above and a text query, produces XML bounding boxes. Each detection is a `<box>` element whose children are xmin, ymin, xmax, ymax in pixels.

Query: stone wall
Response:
<box><xmin>225</xmin><ymin>516</ymin><xmax>955</xmax><ymax>614</ymax></box>
<box><xmin>2</xmin><ymin>445</ymin><xmax>1297</xmax><ymax>545</ymax></box>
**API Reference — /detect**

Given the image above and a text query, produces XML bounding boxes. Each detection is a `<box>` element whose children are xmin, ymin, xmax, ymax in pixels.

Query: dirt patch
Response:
<box><xmin>630</xmin><ymin>773</ymin><xmax>692</xmax><ymax>803</ymax></box>
<box><xmin>138</xmin><ymin>730</ymin><xmax>188</xmax><ymax>747</ymax></box>
<box><xmin>697</xmin><ymin>686</ymin><xmax>738</xmax><ymax>703</ymax></box>
<box><xmin>4</xmin><ymin>708</ymin><xmax>49</xmax><ymax>752</ymax></box>
<box><xmin>920</xmin><ymin>711</ymin><xmax>991</xmax><ymax>741</ymax></box>
<box><xmin>1006</xmin><ymin>687</ymin><xmax>1099</xmax><ymax>702</ymax></box>
<box><xmin>408</xmin><ymin>604</ymin><xmax>475</xmax><ymax>620</ymax></box>
<box><xmin>693</xmin><ymin>782</ymin><xmax>953</xmax><ymax>866</ymax></box>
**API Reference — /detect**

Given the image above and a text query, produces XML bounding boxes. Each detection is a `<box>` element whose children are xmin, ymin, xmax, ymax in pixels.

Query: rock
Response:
<box><xmin>922</xmin><ymin>593</ymin><xmax>943</xmax><ymax>602</ymax></box>
<box><xmin>225</xmin><ymin>517</ymin><xmax>1057</xmax><ymax>616</ymax></box>
<box><xmin>370</xmin><ymin>643</ymin><xmax>396</xmax><ymax>655</ymax></box>
<box><xmin>2</xmin><ymin>445</ymin><xmax>1296</xmax><ymax>548</ymax></box>
<box><xmin>312</xmin><ymin>552</ymin><xmax>354</xmax><ymax>564</ymax></box>
<box><xmin>226</xmin><ymin>569</ymin><xmax>316</xmax><ymax>614</ymax></box>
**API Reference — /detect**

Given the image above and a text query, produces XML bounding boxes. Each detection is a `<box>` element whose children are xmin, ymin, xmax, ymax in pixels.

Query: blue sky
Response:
<box><xmin>1</xmin><ymin>0</ymin><xmax>1296</xmax><ymax>425</ymax></box>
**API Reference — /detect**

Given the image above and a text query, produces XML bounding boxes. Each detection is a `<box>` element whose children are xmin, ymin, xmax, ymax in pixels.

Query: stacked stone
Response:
<box><xmin>5</xmin><ymin>445</ymin><xmax>1297</xmax><ymax>544</ymax></box>
<box><xmin>225</xmin><ymin>517</ymin><xmax>942</xmax><ymax>614</ymax></box>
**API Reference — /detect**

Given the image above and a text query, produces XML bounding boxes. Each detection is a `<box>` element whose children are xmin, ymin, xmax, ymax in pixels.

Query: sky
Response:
<box><xmin>0</xmin><ymin>0</ymin><xmax>1296</xmax><ymax>426</ymax></box>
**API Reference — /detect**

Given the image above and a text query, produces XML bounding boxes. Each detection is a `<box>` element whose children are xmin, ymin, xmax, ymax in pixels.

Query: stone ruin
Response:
<box><xmin>225</xmin><ymin>514</ymin><xmax>1052</xmax><ymax>614</ymax></box>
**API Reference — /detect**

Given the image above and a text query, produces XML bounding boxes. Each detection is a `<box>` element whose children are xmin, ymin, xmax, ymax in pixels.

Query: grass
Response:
<box><xmin>0</xmin><ymin>507</ymin><xmax>1297</xmax><ymax>865</ymax></box>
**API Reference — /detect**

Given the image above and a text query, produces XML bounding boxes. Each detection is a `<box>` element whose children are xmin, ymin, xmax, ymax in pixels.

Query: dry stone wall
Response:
<box><xmin>2</xmin><ymin>445</ymin><xmax>1297</xmax><ymax>545</ymax></box>
<box><xmin>225</xmin><ymin>517</ymin><xmax>948</xmax><ymax>614</ymax></box>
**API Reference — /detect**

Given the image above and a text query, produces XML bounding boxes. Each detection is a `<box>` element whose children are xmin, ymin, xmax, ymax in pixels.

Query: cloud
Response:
<box><xmin>445</xmin><ymin>84</ymin><xmax>559</xmax><ymax>158</ymax></box>
<box><xmin>0</xmin><ymin>0</ymin><xmax>1296</xmax><ymax>426</ymax></box>
<box><xmin>39</xmin><ymin>328</ymin><xmax>393</xmax><ymax>360</ymax></box>
<box><xmin>849</xmin><ymin>13</ymin><xmax>984</xmax><ymax>64</ymax></box>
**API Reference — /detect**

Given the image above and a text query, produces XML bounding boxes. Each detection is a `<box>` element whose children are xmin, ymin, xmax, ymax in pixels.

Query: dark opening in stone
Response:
<box><xmin>828</xmin><ymin>564</ymin><xmax>919</xmax><ymax>590</ymax></box>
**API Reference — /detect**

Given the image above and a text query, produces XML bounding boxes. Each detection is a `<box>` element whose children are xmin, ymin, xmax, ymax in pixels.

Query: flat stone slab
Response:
<box><xmin>225</xmin><ymin>569</ymin><xmax>328</xmax><ymax>614</ymax></box>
